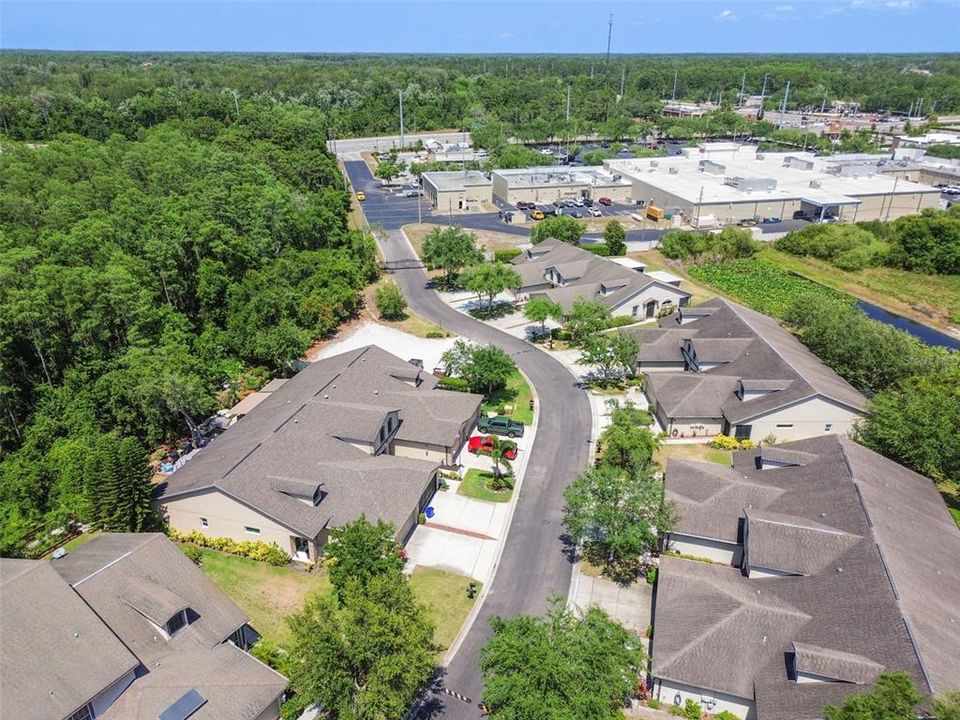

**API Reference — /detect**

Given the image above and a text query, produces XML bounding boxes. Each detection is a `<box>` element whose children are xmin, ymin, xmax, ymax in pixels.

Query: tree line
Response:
<box><xmin>0</xmin><ymin>99</ymin><xmax>375</xmax><ymax>556</ymax></box>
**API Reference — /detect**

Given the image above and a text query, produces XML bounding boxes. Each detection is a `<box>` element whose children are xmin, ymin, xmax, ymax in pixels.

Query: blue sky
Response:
<box><xmin>2</xmin><ymin>1</ymin><xmax>959</xmax><ymax>53</ymax></box>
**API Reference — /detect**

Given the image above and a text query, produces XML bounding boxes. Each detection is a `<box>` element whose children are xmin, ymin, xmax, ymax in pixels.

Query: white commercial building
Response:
<box><xmin>605</xmin><ymin>143</ymin><xmax>941</xmax><ymax>225</ymax></box>
<box><xmin>490</xmin><ymin>166</ymin><xmax>634</xmax><ymax>205</ymax></box>
<box><xmin>421</xmin><ymin>170</ymin><xmax>493</xmax><ymax>211</ymax></box>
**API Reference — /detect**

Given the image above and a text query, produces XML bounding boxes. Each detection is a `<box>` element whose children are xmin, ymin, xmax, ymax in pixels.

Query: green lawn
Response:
<box><xmin>654</xmin><ymin>443</ymin><xmax>733</xmax><ymax>468</ymax></box>
<box><xmin>199</xmin><ymin>548</ymin><xmax>331</xmax><ymax>646</ymax></box>
<box><xmin>458</xmin><ymin>469</ymin><xmax>514</xmax><ymax>503</ymax></box>
<box><xmin>198</xmin><ymin>548</ymin><xmax>481</xmax><ymax>652</ymax></box>
<box><xmin>482</xmin><ymin>371</ymin><xmax>534</xmax><ymax>425</ymax></box>
<box><xmin>409</xmin><ymin>566</ymin><xmax>481</xmax><ymax>655</ymax></box>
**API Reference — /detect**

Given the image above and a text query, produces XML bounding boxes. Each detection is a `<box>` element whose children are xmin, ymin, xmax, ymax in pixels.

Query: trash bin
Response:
<box><xmin>424</xmin><ymin>506</ymin><xmax>435</xmax><ymax>519</ymax></box>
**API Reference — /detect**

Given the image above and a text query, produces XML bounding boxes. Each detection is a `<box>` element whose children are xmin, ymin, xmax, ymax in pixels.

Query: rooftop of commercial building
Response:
<box><xmin>605</xmin><ymin>145</ymin><xmax>940</xmax><ymax>206</ymax></box>
<box><xmin>421</xmin><ymin>169</ymin><xmax>491</xmax><ymax>191</ymax></box>
<box><xmin>491</xmin><ymin>165</ymin><xmax>632</xmax><ymax>189</ymax></box>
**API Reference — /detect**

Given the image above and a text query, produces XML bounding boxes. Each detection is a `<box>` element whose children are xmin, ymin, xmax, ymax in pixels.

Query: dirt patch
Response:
<box><xmin>404</xmin><ymin>222</ymin><xmax>529</xmax><ymax>254</ymax></box>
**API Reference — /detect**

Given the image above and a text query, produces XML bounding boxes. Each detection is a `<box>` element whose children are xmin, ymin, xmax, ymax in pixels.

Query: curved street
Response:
<box><xmin>343</xmin><ymin>159</ymin><xmax>593</xmax><ymax>718</ymax></box>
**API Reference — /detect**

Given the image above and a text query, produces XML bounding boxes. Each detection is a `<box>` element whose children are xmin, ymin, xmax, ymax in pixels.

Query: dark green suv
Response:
<box><xmin>477</xmin><ymin>415</ymin><xmax>525</xmax><ymax>438</ymax></box>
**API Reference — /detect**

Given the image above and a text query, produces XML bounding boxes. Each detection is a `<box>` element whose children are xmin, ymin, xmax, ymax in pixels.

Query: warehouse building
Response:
<box><xmin>421</xmin><ymin>170</ymin><xmax>493</xmax><ymax>211</ymax></box>
<box><xmin>605</xmin><ymin>143</ymin><xmax>941</xmax><ymax>226</ymax></box>
<box><xmin>490</xmin><ymin>166</ymin><xmax>633</xmax><ymax>205</ymax></box>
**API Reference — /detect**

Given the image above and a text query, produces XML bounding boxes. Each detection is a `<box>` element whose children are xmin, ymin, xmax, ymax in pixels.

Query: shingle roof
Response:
<box><xmin>638</xmin><ymin>298</ymin><xmax>865</xmax><ymax>424</ymax></box>
<box><xmin>647</xmin><ymin>373</ymin><xmax>742</xmax><ymax>419</ymax></box>
<box><xmin>52</xmin><ymin>533</ymin><xmax>288</xmax><ymax>720</ymax></box>
<box><xmin>656</xmin><ymin>435</ymin><xmax>960</xmax><ymax>719</ymax></box>
<box><xmin>0</xmin><ymin>559</ymin><xmax>139</xmax><ymax>720</ymax></box>
<box><xmin>157</xmin><ymin>345</ymin><xmax>481</xmax><ymax>538</ymax></box>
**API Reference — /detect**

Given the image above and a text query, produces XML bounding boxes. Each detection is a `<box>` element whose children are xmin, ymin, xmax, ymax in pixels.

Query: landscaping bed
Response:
<box><xmin>458</xmin><ymin>469</ymin><xmax>514</xmax><ymax>503</ymax></box>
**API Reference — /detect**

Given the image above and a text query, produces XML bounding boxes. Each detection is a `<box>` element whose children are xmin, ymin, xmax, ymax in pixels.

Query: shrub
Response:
<box><xmin>580</xmin><ymin>242</ymin><xmax>611</xmax><ymax>256</ymax></box>
<box><xmin>709</xmin><ymin>434</ymin><xmax>741</xmax><ymax>450</ymax></box>
<box><xmin>608</xmin><ymin>315</ymin><xmax>642</xmax><ymax>328</ymax></box>
<box><xmin>425</xmin><ymin>329</ymin><xmax>445</xmax><ymax>338</ymax></box>
<box><xmin>714</xmin><ymin>712</ymin><xmax>740</xmax><ymax>720</ymax></box>
<box><xmin>647</xmin><ymin>699</ymin><xmax>661</xmax><ymax>710</ymax></box>
<box><xmin>180</xmin><ymin>543</ymin><xmax>202</xmax><ymax>565</ymax></box>
<box><xmin>494</xmin><ymin>248</ymin><xmax>523</xmax><ymax>263</ymax></box>
<box><xmin>375</xmin><ymin>281</ymin><xmax>407</xmax><ymax>320</ymax></box>
<box><xmin>645</xmin><ymin>566</ymin><xmax>658</xmax><ymax>585</ymax></box>
<box><xmin>437</xmin><ymin>376</ymin><xmax>471</xmax><ymax>392</ymax></box>
<box><xmin>167</xmin><ymin>528</ymin><xmax>290</xmax><ymax>566</ymax></box>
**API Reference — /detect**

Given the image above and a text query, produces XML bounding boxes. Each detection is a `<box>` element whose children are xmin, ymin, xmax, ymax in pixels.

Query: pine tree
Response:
<box><xmin>116</xmin><ymin>437</ymin><xmax>155</xmax><ymax>531</ymax></box>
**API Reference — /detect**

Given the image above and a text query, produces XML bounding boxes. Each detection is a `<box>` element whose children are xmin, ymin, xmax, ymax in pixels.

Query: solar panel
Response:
<box><xmin>158</xmin><ymin>689</ymin><xmax>206</xmax><ymax>720</ymax></box>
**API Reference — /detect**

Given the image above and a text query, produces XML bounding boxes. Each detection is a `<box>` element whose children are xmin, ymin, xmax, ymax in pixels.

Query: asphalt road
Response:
<box><xmin>344</xmin><ymin>159</ymin><xmax>593</xmax><ymax>718</ymax></box>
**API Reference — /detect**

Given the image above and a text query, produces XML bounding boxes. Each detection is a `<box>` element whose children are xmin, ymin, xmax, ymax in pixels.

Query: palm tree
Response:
<box><xmin>489</xmin><ymin>437</ymin><xmax>516</xmax><ymax>491</ymax></box>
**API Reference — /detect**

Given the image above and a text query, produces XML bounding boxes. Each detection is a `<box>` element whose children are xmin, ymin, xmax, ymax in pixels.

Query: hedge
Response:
<box><xmin>494</xmin><ymin>248</ymin><xmax>523</xmax><ymax>263</ymax></box>
<box><xmin>579</xmin><ymin>242</ymin><xmax>611</xmax><ymax>256</ymax></box>
<box><xmin>437</xmin><ymin>376</ymin><xmax>472</xmax><ymax>392</ymax></box>
<box><xmin>167</xmin><ymin>528</ymin><xmax>291</xmax><ymax>566</ymax></box>
<box><xmin>709</xmin><ymin>434</ymin><xmax>755</xmax><ymax>450</ymax></box>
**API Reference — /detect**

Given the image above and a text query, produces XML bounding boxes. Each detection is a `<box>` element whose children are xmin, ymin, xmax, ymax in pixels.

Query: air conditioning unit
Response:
<box><xmin>669</xmin><ymin>167</ymin><xmax>679</xmax><ymax>174</ymax></box>
<box><xmin>650</xmin><ymin>160</ymin><xmax>659</xmax><ymax>167</ymax></box>
<box><xmin>809</xmin><ymin>180</ymin><xmax>822</xmax><ymax>188</ymax></box>
<box><xmin>756</xmin><ymin>153</ymin><xmax>766</xmax><ymax>160</ymax></box>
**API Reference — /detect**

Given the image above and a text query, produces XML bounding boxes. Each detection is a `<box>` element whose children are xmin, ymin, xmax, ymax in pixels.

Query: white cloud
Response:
<box><xmin>819</xmin><ymin>4</ymin><xmax>847</xmax><ymax>14</ymax></box>
<box><xmin>497</xmin><ymin>31</ymin><xmax>515</xmax><ymax>39</ymax></box>
<box><xmin>850</xmin><ymin>0</ymin><xmax>919</xmax><ymax>9</ymax></box>
<box><xmin>714</xmin><ymin>9</ymin><xmax>738</xmax><ymax>21</ymax></box>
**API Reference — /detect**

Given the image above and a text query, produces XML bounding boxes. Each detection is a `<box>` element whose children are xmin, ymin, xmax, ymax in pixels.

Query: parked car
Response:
<box><xmin>792</xmin><ymin>210</ymin><xmax>811</xmax><ymax>220</ymax></box>
<box><xmin>477</xmin><ymin>415</ymin><xmax>525</xmax><ymax>438</ymax></box>
<box><xmin>573</xmin><ymin>198</ymin><xmax>584</xmax><ymax>207</ymax></box>
<box><xmin>403</xmin><ymin>189</ymin><xmax>421</xmax><ymax>198</ymax></box>
<box><xmin>761</xmin><ymin>216</ymin><xmax>781</xmax><ymax>224</ymax></box>
<box><xmin>563</xmin><ymin>199</ymin><xmax>577</xmax><ymax>207</ymax></box>
<box><xmin>589</xmin><ymin>207</ymin><xmax>602</xmax><ymax>217</ymax></box>
<box><xmin>356</xmin><ymin>191</ymin><xmax>366</xmax><ymax>201</ymax></box>
<box><xmin>571</xmin><ymin>210</ymin><xmax>583</xmax><ymax>218</ymax></box>
<box><xmin>582</xmin><ymin>197</ymin><xmax>594</xmax><ymax>207</ymax></box>
<box><xmin>516</xmin><ymin>201</ymin><xmax>535</xmax><ymax>210</ymax></box>
<box><xmin>468</xmin><ymin>435</ymin><xmax>518</xmax><ymax>460</ymax></box>
<box><xmin>598</xmin><ymin>197</ymin><xmax>613</xmax><ymax>206</ymax></box>
<box><xmin>530</xmin><ymin>210</ymin><xmax>545</xmax><ymax>220</ymax></box>
<box><xmin>737</xmin><ymin>216</ymin><xmax>759</xmax><ymax>227</ymax></box>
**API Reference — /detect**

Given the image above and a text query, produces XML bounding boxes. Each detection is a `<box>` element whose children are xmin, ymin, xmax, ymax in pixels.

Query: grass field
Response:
<box><xmin>199</xmin><ymin>548</ymin><xmax>480</xmax><ymax>651</ymax></box>
<box><xmin>654</xmin><ymin>443</ymin><xmax>733</xmax><ymax>468</ymax></box>
<box><xmin>482</xmin><ymin>371</ymin><xmax>534</xmax><ymax>425</ymax></box>
<box><xmin>458</xmin><ymin>469</ymin><xmax>514</xmax><ymax>503</ymax></box>
<box><xmin>409</xmin><ymin>566</ymin><xmax>480</xmax><ymax>655</ymax></box>
<box><xmin>761</xmin><ymin>248</ymin><xmax>960</xmax><ymax>328</ymax></box>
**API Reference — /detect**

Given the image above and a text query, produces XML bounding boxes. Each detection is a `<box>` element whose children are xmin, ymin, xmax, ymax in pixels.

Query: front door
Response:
<box><xmin>293</xmin><ymin>537</ymin><xmax>310</xmax><ymax>562</ymax></box>
<box><xmin>645</xmin><ymin>300</ymin><xmax>657</xmax><ymax>318</ymax></box>
<box><xmin>734</xmin><ymin>424</ymin><xmax>752</xmax><ymax>441</ymax></box>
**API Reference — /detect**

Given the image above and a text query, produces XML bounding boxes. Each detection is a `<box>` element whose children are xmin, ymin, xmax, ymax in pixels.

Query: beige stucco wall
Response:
<box><xmin>493</xmin><ymin>179</ymin><xmax>632</xmax><ymax>205</ymax></box>
<box><xmin>732</xmin><ymin>395</ymin><xmax>861</xmax><ymax>442</ymax></box>
<box><xmin>159</xmin><ymin>489</ymin><xmax>311</xmax><ymax>559</ymax></box>
<box><xmin>667</xmin><ymin>533</ymin><xmax>740</xmax><ymax>565</ymax></box>
<box><xmin>610</xmin><ymin>285</ymin><xmax>688</xmax><ymax>319</ymax></box>
<box><xmin>663</xmin><ymin>417</ymin><xmax>725</xmax><ymax>438</ymax></box>
<box><xmin>393</xmin><ymin>439</ymin><xmax>450</xmax><ymax>464</ymax></box>
<box><xmin>653</xmin><ymin>678</ymin><xmax>756</xmax><ymax>720</ymax></box>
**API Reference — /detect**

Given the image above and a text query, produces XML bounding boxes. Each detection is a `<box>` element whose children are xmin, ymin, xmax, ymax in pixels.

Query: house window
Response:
<box><xmin>200</xmin><ymin>517</ymin><xmax>208</xmax><ymax>528</ymax></box>
<box><xmin>165</xmin><ymin>610</ymin><xmax>186</xmax><ymax>636</ymax></box>
<box><xmin>244</xmin><ymin>526</ymin><xmax>260</xmax><ymax>535</ymax></box>
<box><xmin>776</xmin><ymin>423</ymin><xmax>794</xmax><ymax>428</ymax></box>
<box><xmin>632</xmin><ymin>305</ymin><xmax>639</xmax><ymax>317</ymax></box>
<box><xmin>824</xmin><ymin>423</ymin><xmax>832</xmax><ymax>432</ymax></box>
<box><xmin>66</xmin><ymin>705</ymin><xmax>94</xmax><ymax>720</ymax></box>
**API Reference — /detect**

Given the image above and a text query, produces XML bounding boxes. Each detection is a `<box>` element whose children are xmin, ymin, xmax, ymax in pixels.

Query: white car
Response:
<box><xmin>589</xmin><ymin>207</ymin><xmax>602</xmax><ymax>217</ymax></box>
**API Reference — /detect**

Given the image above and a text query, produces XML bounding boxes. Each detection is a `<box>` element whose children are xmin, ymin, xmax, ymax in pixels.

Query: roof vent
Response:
<box><xmin>837</xmin><ymin>567</ymin><xmax>844</xmax><ymax>573</ymax></box>
<box><xmin>374</xmin><ymin>390</ymin><xmax>379</xmax><ymax>395</ymax></box>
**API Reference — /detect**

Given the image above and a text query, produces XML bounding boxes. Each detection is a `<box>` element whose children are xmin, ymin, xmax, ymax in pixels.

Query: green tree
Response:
<box><xmin>460</xmin><ymin>263</ymin><xmax>521</xmax><ymax>309</ymax></box>
<box><xmin>563</xmin><ymin>464</ymin><xmax>674</xmax><ymax>582</ymax></box>
<box><xmin>463</xmin><ymin>344</ymin><xmax>517</xmax><ymax>396</ymax></box>
<box><xmin>85</xmin><ymin>434</ymin><xmax>157</xmax><ymax>533</ymax></box>
<box><xmin>420</xmin><ymin>226</ymin><xmax>483</xmax><ymax>284</ymax></box>
<box><xmin>603</xmin><ymin>221</ymin><xmax>627</xmax><ymax>256</ymax></box>
<box><xmin>598</xmin><ymin>423</ymin><xmax>659</xmax><ymax>477</ymax></box>
<box><xmin>856</xmin><ymin>364</ymin><xmax>960</xmax><ymax>484</ymax></box>
<box><xmin>324</xmin><ymin>516</ymin><xmax>405</xmax><ymax>593</ymax></box>
<box><xmin>823</xmin><ymin>671</ymin><xmax>923</xmax><ymax>720</ymax></box>
<box><xmin>480</xmin><ymin>602</ymin><xmax>645</xmax><ymax>720</ymax></box>
<box><xmin>578</xmin><ymin>332</ymin><xmax>640</xmax><ymax>382</ymax></box>
<box><xmin>564</xmin><ymin>298</ymin><xmax>612</xmax><ymax>345</ymax></box>
<box><xmin>375</xmin><ymin>281</ymin><xmax>407</xmax><ymax>320</ymax></box>
<box><xmin>374</xmin><ymin>157</ymin><xmax>404</xmax><ymax>183</ymax></box>
<box><xmin>523</xmin><ymin>297</ymin><xmax>563</xmax><ymax>334</ymax></box>
<box><xmin>286</xmin><ymin>572</ymin><xmax>436</xmax><ymax>720</ymax></box>
<box><xmin>530</xmin><ymin>215</ymin><xmax>586</xmax><ymax>245</ymax></box>
<box><xmin>488</xmin><ymin>436</ymin><xmax>516</xmax><ymax>486</ymax></box>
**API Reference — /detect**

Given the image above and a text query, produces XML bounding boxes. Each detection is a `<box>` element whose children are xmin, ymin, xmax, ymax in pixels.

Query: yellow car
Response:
<box><xmin>531</xmin><ymin>210</ymin><xmax>545</xmax><ymax>220</ymax></box>
<box><xmin>356</xmin><ymin>191</ymin><xmax>366</xmax><ymax>201</ymax></box>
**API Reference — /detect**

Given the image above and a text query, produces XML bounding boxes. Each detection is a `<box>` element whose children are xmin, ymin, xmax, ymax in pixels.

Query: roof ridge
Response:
<box><xmin>747</xmin><ymin>514</ymin><xmax>859</xmax><ymax>538</ymax></box>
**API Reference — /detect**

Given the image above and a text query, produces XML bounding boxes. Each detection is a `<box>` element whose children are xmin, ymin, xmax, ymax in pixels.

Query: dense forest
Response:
<box><xmin>0</xmin><ymin>60</ymin><xmax>380</xmax><ymax>555</ymax></box>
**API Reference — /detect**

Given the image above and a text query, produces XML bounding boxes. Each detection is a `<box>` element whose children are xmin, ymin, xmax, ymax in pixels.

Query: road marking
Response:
<box><xmin>440</xmin><ymin>687</ymin><xmax>473</xmax><ymax>704</ymax></box>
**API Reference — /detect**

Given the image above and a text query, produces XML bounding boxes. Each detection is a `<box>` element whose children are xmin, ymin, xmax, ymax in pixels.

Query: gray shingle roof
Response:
<box><xmin>157</xmin><ymin>345</ymin><xmax>482</xmax><ymax>538</ymax></box>
<box><xmin>656</xmin><ymin>435</ymin><xmax>960</xmax><ymax>719</ymax></box>
<box><xmin>638</xmin><ymin>298</ymin><xmax>865</xmax><ymax>425</ymax></box>
<box><xmin>0</xmin><ymin>559</ymin><xmax>139</xmax><ymax>720</ymax></box>
<box><xmin>647</xmin><ymin>373</ymin><xmax>742</xmax><ymax>419</ymax></box>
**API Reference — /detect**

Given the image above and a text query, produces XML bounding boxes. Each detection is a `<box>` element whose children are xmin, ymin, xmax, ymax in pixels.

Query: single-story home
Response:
<box><xmin>511</xmin><ymin>238</ymin><xmax>691</xmax><ymax>319</ymax></box>
<box><xmin>650</xmin><ymin>435</ymin><xmax>960</xmax><ymax>719</ymax></box>
<box><xmin>1</xmin><ymin>532</ymin><xmax>287</xmax><ymax>720</ymax></box>
<box><xmin>629</xmin><ymin>298</ymin><xmax>866</xmax><ymax>441</ymax></box>
<box><xmin>156</xmin><ymin>345</ymin><xmax>483</xmax><ymax>562</ymax></box>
